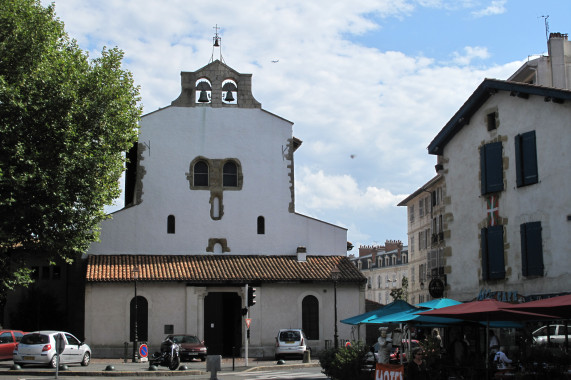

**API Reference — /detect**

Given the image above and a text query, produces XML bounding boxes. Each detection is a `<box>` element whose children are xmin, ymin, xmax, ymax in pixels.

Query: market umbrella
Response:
<box><xmin>367</xmin><ymin>298</ymin><xmax>464</xmax><ymax>325</ymax></box>
<box><xmin>418</xmin><ymin>298</ymin><xmax>558</xmax><ymax>372</ymax></box>
<box><xmin>341</xmin><ymin>299</ymin><xmax>419</xmax><ymax>325</ymax></box>
<box><xmin>501</xmin><ymin>294</ymin><xmax>571</xmax><ymax>319</ymax></box>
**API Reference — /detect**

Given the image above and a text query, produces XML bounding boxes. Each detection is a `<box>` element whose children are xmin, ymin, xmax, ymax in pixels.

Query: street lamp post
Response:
<box><xmin>132</xmin><ymin>266</ymin><xmax>139</xmax><ymax>363</ymax></box>
<box><xmin>331</xmin><ymin>266</ymin><xmax>341</xmax><ymax>350</ymax></box>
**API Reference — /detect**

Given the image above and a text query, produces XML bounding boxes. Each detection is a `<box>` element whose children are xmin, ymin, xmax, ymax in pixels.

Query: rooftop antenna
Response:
<box><xmin>209</xmin><ymin>24</ymin><xmax>225</xmax><ymax>64</ymax></box>
<box><xmin>540</xmin><ymin>15</ymin><xmax>549</xmax><ymax>42</ymax></box>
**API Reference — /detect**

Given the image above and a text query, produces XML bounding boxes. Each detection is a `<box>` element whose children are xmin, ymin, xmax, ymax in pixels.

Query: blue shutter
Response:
<box><xmin>481</xmin><ymin>142</ymin><xmax>504</xmax><ymax>194</ymax></box>
<box><xmin>516</xmin><ymin>132</ymin><xmax>538</xmax><ymax>187</ymax></box>
<box><xmin>521</xmin><ymin>222</ymin><xmax>544</xmax><ymax>276</ymax></box>
<box><xmin>482</xmin><ymin>225</ymin><xmax>505</xmax><ymax>280</ymax></box>
<box><xmin>481</xmin><ymin>228</ymin><xmax>489</xmax><ymax>280</ymax></box>
<box><xmin>488</xmin><ymin>225</ymin><xmax>505</xmax><ymax>279</ymax></box>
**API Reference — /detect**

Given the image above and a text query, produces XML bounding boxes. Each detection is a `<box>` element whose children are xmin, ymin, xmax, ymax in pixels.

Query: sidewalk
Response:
<box><xmin>0</xmin><ymin>357</ymin><xmax>320</xmax><ymax>377</ymax></box>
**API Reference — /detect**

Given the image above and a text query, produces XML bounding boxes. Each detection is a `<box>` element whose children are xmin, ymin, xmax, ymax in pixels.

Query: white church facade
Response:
<box><xmin>84</xmin><ymin>59</ymin><xmax>366</xmax><ymax>358</ymax></box>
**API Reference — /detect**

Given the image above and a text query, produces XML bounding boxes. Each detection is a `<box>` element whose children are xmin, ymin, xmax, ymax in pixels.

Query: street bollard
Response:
<box><xmin>206</xmin><ymin>355</ymin><xmax>221</xmax><ymax>380</ymax></box>
<box><xmin>303</xmin><ymin>350</ymin><xmax>311</xmax><ymax>363</ymax></box>
<box><xmin>124</xmin><ymin>342</ymin><xmax>128</xmax><ymax>363</ymax></box>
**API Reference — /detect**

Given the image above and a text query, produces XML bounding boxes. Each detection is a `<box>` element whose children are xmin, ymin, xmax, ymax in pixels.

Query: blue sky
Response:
<box><xmin>42</xmin><ymin>0</ymin><xmax>570</xmax><ymax>251</ymax></box>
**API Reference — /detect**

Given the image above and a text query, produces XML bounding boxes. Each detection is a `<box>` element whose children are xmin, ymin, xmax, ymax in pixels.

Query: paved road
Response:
<box><xmin>0</xmin><ymin>357</ymin><xmax>326</xmax><ymax>380</ymax></box>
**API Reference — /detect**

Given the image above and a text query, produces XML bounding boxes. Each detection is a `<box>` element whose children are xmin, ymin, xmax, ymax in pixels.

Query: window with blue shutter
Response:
<box><xmin>521</xmin><ymin>221</ymin><xmax>544</xmax><ymax>276</ymax></box>
<box><xmin>481</xmin><ymin>225</ymin><xmax>505</xmax><ymax>280</ymax></box>
<box><xmin>480</xmin><ymin>142</ymin><xmax>504</xmax><ymax>195</ymax></box>
<box><xmin>515</xmin><ymin>131</ymin><xmax>538</xmax><ymax>187</ymax></box>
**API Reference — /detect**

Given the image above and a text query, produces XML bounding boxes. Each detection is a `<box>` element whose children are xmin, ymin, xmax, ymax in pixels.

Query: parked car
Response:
<box><xmin>0</xmin><ymin>330</ymin><xmax>25</xmax><ymax>361</ymax></box>
<box><xmin>275</xmin><ymin>329</ymin><xmax>309</xmax><ymax>360</ymax></box>
<box><xmin>13</xmin><ymin>331</ymin><xmax>91</xmax><ymax>368</ymax></box>
<box><xmin>532</xmin><ymin>324</ymin><xmax>571</xmax><ymax>345</ymax></box>
<box><xmin>166</xmin><ymin>334</ymin><xmax>207</xmax><ymax>362</ymax></box>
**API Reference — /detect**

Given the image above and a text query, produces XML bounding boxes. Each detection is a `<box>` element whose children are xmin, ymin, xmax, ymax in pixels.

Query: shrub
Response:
<box><xmin>319</xmin><ymin>343</ymin><xmax>373</xmax><ymax>380</ymax></box>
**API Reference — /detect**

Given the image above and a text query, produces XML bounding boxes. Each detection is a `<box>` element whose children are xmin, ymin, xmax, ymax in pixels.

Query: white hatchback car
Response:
<box><xmin>13</xmin><ymin>331</ymin><xmax>91</xmax><ymax>368</ymax></box>
<box><xmin>275</xmin><ymin>329</ymin><xmax>309</xmax><ymax>360</ymax></box>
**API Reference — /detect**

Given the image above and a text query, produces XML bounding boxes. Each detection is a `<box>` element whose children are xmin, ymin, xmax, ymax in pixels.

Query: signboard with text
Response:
<box><xmin>375</xmin><ymin>363</ymin><xmax>404</xmax><ymax>380</ymax></box>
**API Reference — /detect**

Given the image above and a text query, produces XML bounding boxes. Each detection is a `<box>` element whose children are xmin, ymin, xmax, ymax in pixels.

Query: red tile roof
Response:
<box><xmin>86</xmin><ymin>255</ymin><xmax>366</xmax><ymax>283</ymax></box>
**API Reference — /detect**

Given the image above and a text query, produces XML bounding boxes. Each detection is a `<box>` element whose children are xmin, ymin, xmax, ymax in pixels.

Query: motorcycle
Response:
<box><xmin>149</xmin><ymin>337</ymin><xmax>181</xmax><ymax>370</ymax></box>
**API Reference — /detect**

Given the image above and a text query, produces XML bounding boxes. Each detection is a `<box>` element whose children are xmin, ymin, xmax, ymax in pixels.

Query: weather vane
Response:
<box><xmin>209</xmin><ymin>24</ymin><xmax>225</xmax><ymax>64</ymax></box>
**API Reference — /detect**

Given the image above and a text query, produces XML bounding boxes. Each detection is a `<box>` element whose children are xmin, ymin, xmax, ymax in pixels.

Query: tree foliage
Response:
<box><xmin>0</xmin><ymin>0</ymin><xmax>141</xmax><ymax>299</ymax></box>
<box><xmin>390</xmin><ymin>276</ymin><xmax>409</xmax><ymax>302</ymax></box>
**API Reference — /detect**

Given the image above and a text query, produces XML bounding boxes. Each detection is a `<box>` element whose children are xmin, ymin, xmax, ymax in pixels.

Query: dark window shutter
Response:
<box><xmin>488</xmin><ymin>225</ymin><xmax>505</xmax><ymax>279</ymax></box>
<box><xmin>516</xmin><ymin>131</ymin><xmax>538</xmax><ymax>187</ymax></box>
<box><xmin>481</xmin><ymin>142</ymin><xmax>504</xmax><ymax>194</ymax></box>
<box><xmin>521</xmin><ymin>222</ymin><xmax>544</xmax><ymax>276</ymax></box>
<box><xmin>481</xmin><ymin>228</ymin><xmax>489</xmax><ymax>280</ymax></box>
<box><xmin>167</xmin><ymin>215</ymin><xmax>175</xmax><ymax>234</ymax></box>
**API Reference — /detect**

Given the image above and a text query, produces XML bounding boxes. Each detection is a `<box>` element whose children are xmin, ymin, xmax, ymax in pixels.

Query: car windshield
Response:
<box><xmin>279</xmin><ymin>331</ymin><xmax>301</xmax><ymax>341</ymax></box>
<box><xmin>21</xmin><ymin>333</ymin><xmax>49</xmax><ymax>345</ymax></box>
<box><xmin>171</xmin><ymin>335</ymin><xmax>200</xmax><ymax>344</ymax></box>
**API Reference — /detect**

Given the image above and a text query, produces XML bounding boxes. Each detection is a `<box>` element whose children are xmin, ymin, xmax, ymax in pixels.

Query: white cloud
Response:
<box><xmin>451</xmin><ymin>46</ymin><xmax>491</xmax><ymax>65</ymax></box>
<box><xmin>472</xmin><ymin>0</ymin><xmax>507</xmax><ymax>17</ymax></box>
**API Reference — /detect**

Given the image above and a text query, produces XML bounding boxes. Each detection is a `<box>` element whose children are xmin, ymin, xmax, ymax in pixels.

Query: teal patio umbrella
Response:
<box><xmin>341</xmin><ymin>300</ymin><xmax>419</xmax><ymax>325</ymax></box>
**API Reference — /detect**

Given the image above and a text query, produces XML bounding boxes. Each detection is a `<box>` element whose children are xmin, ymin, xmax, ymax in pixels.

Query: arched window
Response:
<box><xmin>194</xmin><ymin>161</ymin><xmax>209</xmax><ymax>186</ymax></box>
<box><xmin>167</xmin><ymin>215</ymin><xmax>175</xmax><ymax>234</ymax></box>
<box><xmin>130</xmin><ymin>296</ymin><xmax>148</xmax><ymax>341</ymax></box>
<box><xmin>257</xmin><ymin>216</ymin><xmax>265</xmax><ymax>234</ymax></box>
<box><xmin>302</xmin><ymin>295</ymin><xmax>319</xmax><ymax>340</ymax></box>
<box><xmin>223</xmin><ymin>161</ymin><xmax>238</xmax><ymax>187</ymax></box>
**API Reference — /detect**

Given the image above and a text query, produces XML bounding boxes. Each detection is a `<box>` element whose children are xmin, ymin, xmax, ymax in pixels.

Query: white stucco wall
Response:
<box><xmin>88</xmin><ymin>106</ymin><xmax>346</xmax><ymax>256</ymax></box>
<box><xmin>85</xmin><ymin>281</ymin><xmax>365</xmax><ymax>358</ymax></box>
<box><xmin>442</xmin><ymin>92</ymin><xmax>571</xmax><ymax>300</ymax></box>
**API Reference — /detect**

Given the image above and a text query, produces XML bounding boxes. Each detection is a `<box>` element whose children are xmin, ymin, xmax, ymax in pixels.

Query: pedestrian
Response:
<box><xmin>407</xmin><ymin>347</ymin><xmax>429</xmax><ymax>380</ymax></box>
<box><xmin>493</xmin><ymin>346</ymin><xmax>513</xmax><ymax>369</ymax></box>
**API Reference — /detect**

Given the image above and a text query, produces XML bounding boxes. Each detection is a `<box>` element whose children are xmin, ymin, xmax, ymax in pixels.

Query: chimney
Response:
<box><xmin>296</xmin><ymin>246</ymin><xmax>307</xmax><ymax>262</ymax></box>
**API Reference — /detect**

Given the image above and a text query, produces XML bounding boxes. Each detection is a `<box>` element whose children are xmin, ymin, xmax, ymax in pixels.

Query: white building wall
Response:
<box><xmin>89</xmin><ymin>106</ymin><xmax>346</xmax><ymax>256</ymax></box>
<box><xmin>85</xmin><ymin>281</ymin><xmax>363</xmax><ymax>357</ymax></box>
<box><xmin>443</xmin><ymin>92</ymin><xmax>571</xmax><ymax>300</ymax></box>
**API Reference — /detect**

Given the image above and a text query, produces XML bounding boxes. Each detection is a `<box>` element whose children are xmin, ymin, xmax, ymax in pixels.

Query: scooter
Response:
<box><xmin>149</xmin><ymin>337</ymin><xmax>181</xmax><ymax>370</ymax></box>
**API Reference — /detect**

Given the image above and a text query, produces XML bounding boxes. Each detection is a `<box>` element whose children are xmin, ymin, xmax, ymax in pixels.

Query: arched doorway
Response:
<box><xmin>130</xmin><ymin>296</ymin><xmax>148</xmax><ymax>342</ymax></box>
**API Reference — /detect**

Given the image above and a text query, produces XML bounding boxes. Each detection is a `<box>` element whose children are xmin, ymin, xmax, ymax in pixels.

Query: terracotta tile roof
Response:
<box><xmin>86</xmin><ymin>254</ymin><xmax>366</xmax><ymax>284</ymax></box>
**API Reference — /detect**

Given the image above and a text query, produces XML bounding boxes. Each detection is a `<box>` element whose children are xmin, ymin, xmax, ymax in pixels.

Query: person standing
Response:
<box><xmin>407</xmin><ymin>347</ymin><xmax>429</xmax><ymax>380</ymax></box>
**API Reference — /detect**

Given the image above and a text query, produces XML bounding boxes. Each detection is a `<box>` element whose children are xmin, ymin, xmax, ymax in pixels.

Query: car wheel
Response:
<box><xmin>201</xmin><ymin>357</ymin><xmax>206</xmax><ymax>362</ymax></box>
<box><xmin>81</xmin><ymin>352</ymin><xmax>91</xmax><ymax>366</ymax></box>
<box><xmin>50</xmin><ymin>355</ymin><xmax>58</xmax><ymax>368</ymax></box>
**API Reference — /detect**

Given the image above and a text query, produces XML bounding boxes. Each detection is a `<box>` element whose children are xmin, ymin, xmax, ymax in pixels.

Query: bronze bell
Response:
<box><xmin>224</xmin><ymin>91</ymin><xmax>234</xmax><ymax>102</ymax></box>
<box><xmin>214</xmin><ymin>37</ymin><xmax>220</xmax><ymax>47</ymax></box>
<box><xmin>198</xmin><ymin>90</ymin><xmax>209</xmax><ymax>103</ymax></box>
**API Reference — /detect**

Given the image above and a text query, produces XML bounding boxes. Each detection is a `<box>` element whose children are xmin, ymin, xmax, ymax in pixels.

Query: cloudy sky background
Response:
<box><xmin>41</xmin><ymin>0</ymin><xmax>570</xmax><ymax>251</ymax></box>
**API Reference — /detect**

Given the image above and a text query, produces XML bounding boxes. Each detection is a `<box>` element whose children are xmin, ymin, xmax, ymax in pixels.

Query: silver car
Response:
<box><xmin>275</xmin><ymin>329</ymin><xmax>309</xmax><ymax>360</ymax></box>
<box><xmin>13</xmin><ymin>331</ymin><xmax>91</xmax><ymax>368</ymax></box>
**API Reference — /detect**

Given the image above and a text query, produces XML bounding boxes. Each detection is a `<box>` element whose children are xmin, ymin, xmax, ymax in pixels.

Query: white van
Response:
<box><xmin>532</xmin><ymin>325</ymin><xmax>571</xmax><ymax>345</ymax></box>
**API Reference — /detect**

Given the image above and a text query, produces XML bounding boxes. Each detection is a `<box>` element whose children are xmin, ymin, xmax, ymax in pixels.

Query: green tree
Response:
<box><xmin>390</xmin><ymin>276</ymin><xmax>409</xmax><ymax>302</ymax></box>
<box><xmin>0</xmin><ymin>0</ymin><xmax>141</xmax><ymax>303</ymax></box>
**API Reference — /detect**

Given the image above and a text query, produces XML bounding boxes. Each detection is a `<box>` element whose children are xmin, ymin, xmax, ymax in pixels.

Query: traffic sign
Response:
<box><xmin>139</xmin><ymin>343</ymin><xmax>148</xmax><ymax>358</ymax></box>
<box><xmin>245</xmin><ymin>318</ymin><xmax>251</xmax><ymax>329</ymax></box>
